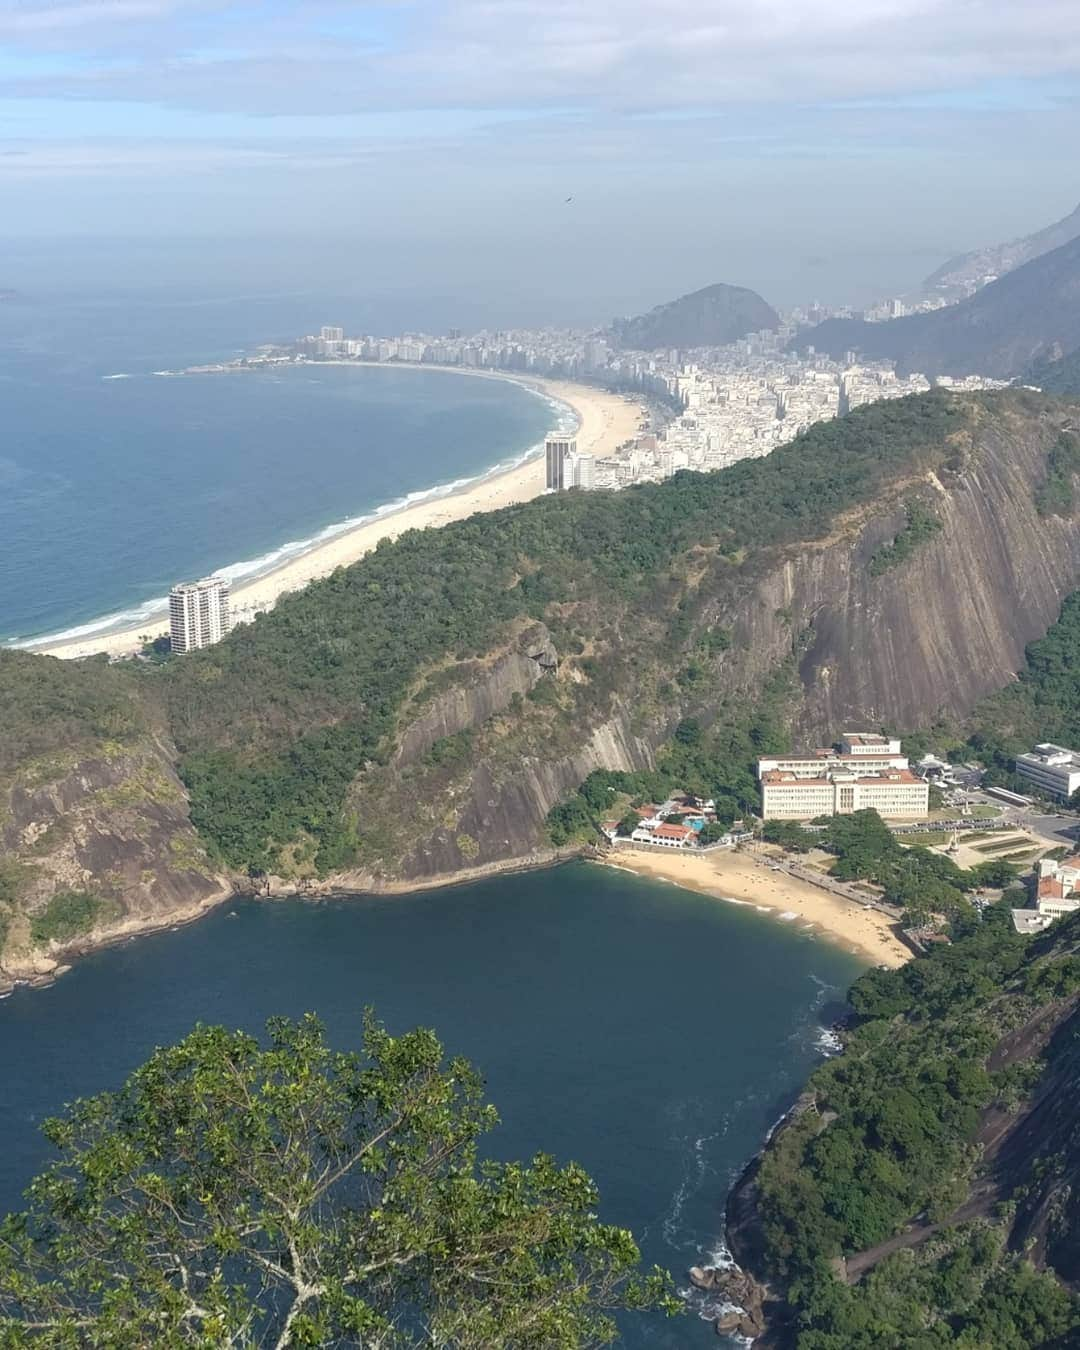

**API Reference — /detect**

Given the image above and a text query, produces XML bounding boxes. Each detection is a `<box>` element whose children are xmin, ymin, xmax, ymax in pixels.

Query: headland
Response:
<box><xmin>29</xmin><ymin>370</ymin><xmax>647</xmax><ymax>661</ymax></box>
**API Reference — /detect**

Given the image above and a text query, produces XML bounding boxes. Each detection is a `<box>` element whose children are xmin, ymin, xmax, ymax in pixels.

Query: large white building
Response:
<box><xmin>169</xmin><ymin>576</ymin><xmax>231</xmax><ymax>654</ymax></box>
<box><xmin>758</xmin><ymin>732</ymin><xmax>928</xmax><ymax>820</ymax></box>
<box><xmin>1014</xmin><ymin>744</ymin><xmax>1080</xmax><ymax>802</ymax></box>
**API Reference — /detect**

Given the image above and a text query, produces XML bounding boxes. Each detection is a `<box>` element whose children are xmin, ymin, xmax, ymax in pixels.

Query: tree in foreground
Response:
<box><xmin>0</xmin><ymin>1013</ymin><xmax>676</xmax><ymax>1347</ymax></box>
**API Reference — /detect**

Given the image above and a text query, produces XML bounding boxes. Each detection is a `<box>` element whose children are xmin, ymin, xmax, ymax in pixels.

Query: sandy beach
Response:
<box><xmin>31</xmin><ymin>371</ymin><xmax>648</xmax><ymax>662</ymax></box>
<box><xmin>603</xmin><ymin>846</ymin><xmax>911</xmax><ymax>969</ymax></box>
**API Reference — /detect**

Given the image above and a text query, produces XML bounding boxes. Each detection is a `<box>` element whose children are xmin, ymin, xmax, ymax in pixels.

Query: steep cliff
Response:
<box><xmin>3</xmin><ymin>389</ymin><xmax>1080</xmax><ymax>958</ymax></box>
<box><xmin>0</xmin><ymin>730</ymin><xmax>229</xmax><ymax>989</ymax></box>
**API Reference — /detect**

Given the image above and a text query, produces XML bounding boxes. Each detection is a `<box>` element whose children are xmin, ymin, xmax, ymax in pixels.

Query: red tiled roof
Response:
<box><xmin>1038</xmin><ymin>877</ymin><xmax>1066</xmax><ymax>900</ymax></box>
<box><xmin>651</xmin><ymin>824</ymin><xmax>694</xmax><ymax>840</ymax></box>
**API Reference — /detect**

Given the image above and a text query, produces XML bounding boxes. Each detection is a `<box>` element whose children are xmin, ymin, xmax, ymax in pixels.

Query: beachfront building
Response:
<box><xmin>630</xmin><ymin>822</ymin><xmax>697</xmax><ymax>848</ymax></box>
<box><xmin>758</xmin><ymin>732</ymin><xmax>928</xmax><ymax>820</ymax></box>
<box><xmin>169</xmin><ymin>576</ymin><xmax>231</xmax><ymax>654</ymax></box>
<box><xmin>545</xmin><ymin>435</ymin><xmax>577</xmax><ymax>491</ymax></box>
<box><xmin>1014</xmin><ymin>744</ymin><xmax>1080</xmax><ymax>802</ymax></box>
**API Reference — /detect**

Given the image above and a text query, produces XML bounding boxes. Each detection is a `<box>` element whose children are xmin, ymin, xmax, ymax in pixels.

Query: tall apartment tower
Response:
<box><xmin>169</xmin><ymin>576</ymin><xmax>231</xmax><ymax>653</ymax></box>
<box><xmin>320</xmin><ymin>325</ymin><xmax>345</xmax><ymax>342</ymax></box>
<box><xmin>545</xmin><ymin>435</ymin><xmax>577</xmax><ymax>491</ymax></box>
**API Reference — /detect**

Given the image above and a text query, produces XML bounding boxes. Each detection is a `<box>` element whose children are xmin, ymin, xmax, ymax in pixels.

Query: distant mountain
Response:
<box><xmin>1025</xmin><ymin>345</ymin><xmax>1080</xmax><ymax>397</ymax></box>
<box><xmin>924</xmin><ymin>200</ymin><xmax>1080</xmax><ymax>294</ymax></box>
<box><xmin>798</xmin><ymin>234</ymin><xmax>1080</xmax><ymax>378</ymax></box>
<box><xmin>608</xmin><ymin>283</ymin><xmax>779</xmax><ymax>351</ymax></box>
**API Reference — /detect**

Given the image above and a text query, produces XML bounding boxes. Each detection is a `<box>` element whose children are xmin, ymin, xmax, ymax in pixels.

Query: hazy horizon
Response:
<box><xmin>2</xmin><ymin>2</ymin><xmax>1080</xmax><ymax>320</ymax></box>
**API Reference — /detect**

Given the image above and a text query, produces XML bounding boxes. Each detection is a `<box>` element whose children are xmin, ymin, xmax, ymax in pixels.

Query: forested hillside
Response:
<box><xmin>733</xmin><ymin>909</ymin><xmax>1080</xmax><ymax>1348</ymax></box>
<box><xmin>4</xmin><ymin>387</ymin><xmax>1080</xmax><ymax>978</ymax></box>
<box><xmin>158</xmin><ymin>390</ymin><xmax>963</xmax><ymax>874</ymax></box>
<box><xmin>609</xmin><ymin>281</ymin><xmax>779</xmax><ymax>350</ymax></box>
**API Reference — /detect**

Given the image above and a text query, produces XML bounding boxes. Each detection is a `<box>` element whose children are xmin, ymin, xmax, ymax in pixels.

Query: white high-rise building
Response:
<box><xmin>169</xmin><ymin>576</ymin><xmax>231</xmax><ymax>654</ymax></box>
<box><xmin>320</xmin><ymin>326</ymin><xmax>344</xmax><ymax>342</ymax></box>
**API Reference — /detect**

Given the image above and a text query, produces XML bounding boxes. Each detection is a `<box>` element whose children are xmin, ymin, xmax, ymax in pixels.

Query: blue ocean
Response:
<box><xmin>0</xmin><ymin>286</ymin><xmax>562</xmax><ymax>644</ymax></box>
<box><xmin>0</xmin><ymin>863</ymin><xmax>861</xmax><ymax>1347</ymax></box>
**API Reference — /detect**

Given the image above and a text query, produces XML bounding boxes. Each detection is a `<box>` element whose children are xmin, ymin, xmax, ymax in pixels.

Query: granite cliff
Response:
<box><xmin>2</xmin><ymin>389</ymin><xmax>1079</xmax><ymax>973</ymax></box>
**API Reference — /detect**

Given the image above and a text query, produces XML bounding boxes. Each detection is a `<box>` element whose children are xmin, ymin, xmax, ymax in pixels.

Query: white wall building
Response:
<box><xmin>758</xmin><ymin>732</ymin><xmax>926</xmax><ymax>820</ymax></box>
<box><xmin>169</xmin><ymin>576</ymin><xmax>231</xmax><ymax>654</ymax></box>
<box><xmin>1014</xmin><ymin>744</ymin><xmax>1080</xmax><ymax>801</ymax></box>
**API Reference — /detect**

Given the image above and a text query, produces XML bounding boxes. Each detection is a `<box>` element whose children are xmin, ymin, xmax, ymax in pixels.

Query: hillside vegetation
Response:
<box><xmin>609</xmin><ymin>281</ymin><xmax>779</xmax><ymax>351</ymax></box>
<box><xmin>742</xmin><ymin>908</ymin><xmax>1080</xmax><ymax>1347</ymax></box>
<box><xmin>5</xmin><ymin>386</ymin><xmax>1080</xmax><ymax>965</ymax></box>
<box><xmin>137</xmin><ymin>390</ymin><xmax>962</xmax><ymax>875</ymax></box>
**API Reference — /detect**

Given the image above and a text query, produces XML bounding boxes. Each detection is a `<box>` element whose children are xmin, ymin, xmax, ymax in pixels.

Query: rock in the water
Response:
<box><xmin>689</xmin><ymin>1265</ymin><xmax>716</xmax><ymax>1290</ymax></box>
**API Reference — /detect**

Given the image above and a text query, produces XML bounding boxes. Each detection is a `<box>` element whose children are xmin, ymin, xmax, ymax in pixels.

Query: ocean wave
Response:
<box><xmin>8</xmin><ymin>423</ymin><xmax>558</xmax><ymax>651</ymax></box>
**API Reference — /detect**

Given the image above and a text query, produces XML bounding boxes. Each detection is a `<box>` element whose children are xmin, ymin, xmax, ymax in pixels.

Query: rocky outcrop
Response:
<box><xmin>0</xmin><ymin>736</ymin><xmax>230</xmax><ymax>986</ymax></box>
<box><xmin>396</xmin><ymin>707</ymin><xmax>655</xmax><ymax>879</ymax></box>
<box><xmin>392</xmin><ymin>623</ymin><xmax>556</xmax><ymax>768</ymax></box>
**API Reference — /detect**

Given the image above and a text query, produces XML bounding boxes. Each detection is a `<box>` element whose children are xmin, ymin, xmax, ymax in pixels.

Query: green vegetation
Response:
<box><xmin>867</xmin><ymin>498</ymin><xmax>943</xmax><ymax>576</ymax></box>
<box><xmin>761</xmin><ymin>820</ymin><xmax>816</xmax><ymax>851</ymax></box>
<box><xmin>754</xmin><ymin>909</ymin><xmax>1080</xmax><ymax>1347</ymax></box>
<box><xmin>29</xmin><ymin>890</ymin><xmax>113</xmax><ymax>948</ymax></box>
<box><xmin>548</xmin><ymin>663</ymin><xmax>799</xmax><ymax>844</ymax></box>
<box><xmin>154</xmin><ymin>390</ymin><xmax>963</xmax><ymax>875</ymax></box>
<box><xmin>1034</xmin><ymin>430</ymin><xmax>1080</xmax><ymax>516</ymax></box>
<box><xmin>765</xmin><ymin>810</ymin><xmax>1016</xmax><ymax>923</ymax></box>
<box><xmin>965</xmin><ymin>588</ymin><xmax>1080</xmax><ymax>780</ymax></box>
<box><xmin>0</xmin><ymin>651</ymin><xmax>145</xmax><ymax>784</ymax></box>
<box><xmin>0</xmin><ymin>1012</ymin><xmax>675</xmax><ymax>1347</ymax></box>
<box><xmin>0</xmin><ymin>391</ymin><xmax>989</xmax><ymax>881</ymax></box>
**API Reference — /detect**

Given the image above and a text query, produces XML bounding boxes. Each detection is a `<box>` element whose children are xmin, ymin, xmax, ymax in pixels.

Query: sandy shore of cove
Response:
<box><xmin>31</xmin><ymin>373</ymin><xmax>648</xmax><ymax>661</ymax></box>
<box><xmin>603</xmin><ymin>846</ymin><xmax>911</xmax><ymax>969</ymax></box>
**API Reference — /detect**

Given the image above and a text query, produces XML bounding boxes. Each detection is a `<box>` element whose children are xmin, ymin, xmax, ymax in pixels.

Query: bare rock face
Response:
<box><xmin>0</xmin><ymin>736</ymin><xmax>230</xmax><ymax>980</ymax></box>
<box><xmin>392</xmin><ymin>623</ymin><xmax>556</xmax><ymax>768</ymax></box>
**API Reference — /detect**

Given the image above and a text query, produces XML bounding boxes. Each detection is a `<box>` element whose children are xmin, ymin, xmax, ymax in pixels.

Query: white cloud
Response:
<box><xmin>0</xmin><ymin>0</ymin><xmax>1077</xmax><ymax>115</ymax></box>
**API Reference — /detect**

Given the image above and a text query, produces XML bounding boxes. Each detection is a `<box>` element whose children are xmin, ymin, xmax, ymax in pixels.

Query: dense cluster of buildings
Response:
<box><xmin>757</xmin><ymin>734</ymin><xmax>930</xmax><ymax>821</ymax></box>
<box><xmin>168</xmin><ymin>575</ymin><xmax>231</xmax><ymax>653</ymax></box>
<box><xmin>282</xmin><ymin>318</ymin><xmax>1006</xmax><ymax>494</ymax></box>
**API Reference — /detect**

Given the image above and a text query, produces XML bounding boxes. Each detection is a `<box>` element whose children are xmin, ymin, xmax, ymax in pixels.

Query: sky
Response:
<box><xmin>2</xmin><ymin>0</ymin><xmax>1080</xmax><ymax>315</ymax></box>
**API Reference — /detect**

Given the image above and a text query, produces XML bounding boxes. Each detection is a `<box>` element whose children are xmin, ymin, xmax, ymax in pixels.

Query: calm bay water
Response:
<box><xmin>0</xmin><ymin>862</ymin><xmax>861</xmax><ymax>1346</ymax></box>
<box><xmin>0</xmin><ymin>289</ymin><xmax>559</xmax><ymax>644</ymax></box>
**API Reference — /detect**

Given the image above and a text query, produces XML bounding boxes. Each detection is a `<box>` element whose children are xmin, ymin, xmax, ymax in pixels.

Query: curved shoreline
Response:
<box><xmin>598</xmin><ymin>847</ymin><xmax>910</xmax><ymax>968</ymax></box>
<box><xmin>26</xmin><ymin>370</ymin><xmax>648</xmax><ymax>661</ymax></box>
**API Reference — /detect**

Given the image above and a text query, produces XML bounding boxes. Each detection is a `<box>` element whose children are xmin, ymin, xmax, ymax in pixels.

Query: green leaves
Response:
<box><xmin>0</xmin><ymin>1011</ymin><xmax>674</xmax><ymax>1347</ymax></box>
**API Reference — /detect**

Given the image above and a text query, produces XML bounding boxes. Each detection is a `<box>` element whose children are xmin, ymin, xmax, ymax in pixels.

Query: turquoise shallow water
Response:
<box><xmin>0</xmin><ymin>291</ymin><xmax>559</xmax><ymax>643</ymax></box>
<box><xmin>0</xmin><ymin>861</ymin><xmax>862</xmax><ymax>1346</ymax></box>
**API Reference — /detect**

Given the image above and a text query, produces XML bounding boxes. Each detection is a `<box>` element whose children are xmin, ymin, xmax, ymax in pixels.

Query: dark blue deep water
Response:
<box><xmin>0</xmin><ymin>288</ymin><xmax>559</xmax><ymax>643</ymax></box>
<box><xmin>0</xmin><ymin>862</ymin><xmax>861</xmax><ymax>1346</ymax></box>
